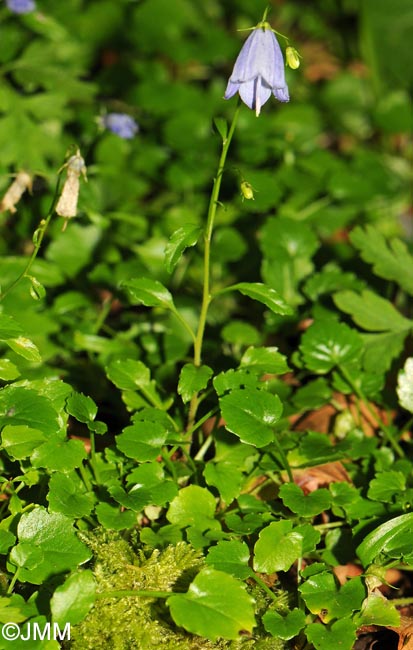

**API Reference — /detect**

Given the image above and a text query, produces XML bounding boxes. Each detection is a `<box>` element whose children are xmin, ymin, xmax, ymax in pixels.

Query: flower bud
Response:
<box><xmin>286</xmin><ymin>46</ymin><xmax>300</xmax><ymax>70</ymax></box>
<box><xmin>0</xmin><ymin>171</ymin><xmax>32</xmax><ymax>214</ymax></box>
<box><xmin>240</xmin><ymin>180</ymin><xmax>254</xmax><ymax>201</ymax></box>
<box><xmin>55</xmin><ymin>149</ymin><xmax>87</xmax><ymax>223</ymax></box>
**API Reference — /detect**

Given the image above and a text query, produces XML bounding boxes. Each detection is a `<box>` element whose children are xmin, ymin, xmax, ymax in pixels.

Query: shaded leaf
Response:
<box><xmin>219</xmin><ymin>388</ymin><xmax>282</xmax><ymax>447</ymax></box>
<box><xmin>167</xmin><ymin>568</ymin><xmax>255</xmax><ymax>640</ymax></box>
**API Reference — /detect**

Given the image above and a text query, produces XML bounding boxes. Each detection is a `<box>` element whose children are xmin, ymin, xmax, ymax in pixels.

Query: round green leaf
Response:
<box><xmin>31</xmin><ymin>438</ymin><xmax>87</xmax><ymax>471</ymax></box>
<box><xmin>253</xmin><ymin>521</ymin><xmax>302</xmax><ymax>573</ymax></box>
<box><xmin>47</xmin><ymin>473</ymin><xmax>95</xmax><ymax>518</ymax></box>
<box><xmin>219</xmin><ymin>388</ymin><xmax>282</xmax><ymax>447</ymax></box>
<box><xmin>167</xmin><ymin>568</ymin><xmax>255</xmax><ymax>640</ymax></box>
<box><xmin>279</xmin><ymin>483</ymin><xmax>331</xmax><ymax>517</ymax></box>
<box><xmin>263</xmin><ymin>608</ymin><xmax>306</xmax><ymax>640</ymax></box>
<box><xmin>1</xmin><ymin>425</ymin><xmax>46</xmax><ymax>460</ymax></box>
<box><xmin>306</xmin><ymin>617</ymin><xmax>357</xmax><ymax>650</ymax></box>
<box><xmin>9</xmin><ymin>508</ymin><xmax>91</xmax><ymax>584</ymax></box>
<box><xmin>51</xmin><ymin>570</ymin><xmax>96</xmax><ymax>626</ymax></box>
<box><xmin>300</xmin><ymin>320</ymin><xmax>363</xmax><ymax>373</ymax></box>
<box><xmin>116</xmin><ymin>421</ymin><xmax>167</xmax><ymax>461</ymax></box>
<box><xmin>206</xmin><ymin>540</ymin><xmax>252</xmax><ymax>580</ymax></box>
<box><xmin>167</xmin><ymin>485</ymin><xmax>219</xmax><ymax>530</ymax></box>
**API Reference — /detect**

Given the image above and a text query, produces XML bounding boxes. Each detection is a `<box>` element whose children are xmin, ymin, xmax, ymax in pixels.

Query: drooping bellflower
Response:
<box><xmin>6</xmin><ymin>0</ymin><xmax>36</xmax><ymax>13</ymax></box>
<box><xmin>224</xmin><ymin>21</ymin><xmax>289</xmax><ymax>116</ymax></box>
<box><xmin>102</xmin><ymin>113</ymin><xmax>139</xmax><ymax>140</ymax></box>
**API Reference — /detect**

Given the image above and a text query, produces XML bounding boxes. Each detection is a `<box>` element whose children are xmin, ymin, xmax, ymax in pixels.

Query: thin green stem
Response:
<box><xmin>171</xmin><ymin>307</ymin><xmax>196</xmax><ymax>345</ymax></box>
<box><xmin>78</xmin><ymin>461</ymin><xmax>93</xmax><ymax>493</ymax></box>
<box><xmin>95</xmin><ymin>589</ymin><xmax>174</xmax><ymax>600</ymax></box>
<box><xmin>0</xmin><ymin>173</ymin><xmax>63</xmax><ymax>303</ymax></box>
<box><xmin>187</xmin><ymin>103</ymin><xmax>241</xmax><ymax>427</ymax></box>
<box><xmin>7</xmin><ymin>570</ymin><xmax>20</xmax><ymax>595</ymax></box>
<box><xmin>251</xmin><ymin>572</ymin><xmax>278</xmax><ymax>602</ymax></box>
<box><xmin>339</xmin><ymin>365</ymin><xmax>404</xmax><ymax>458</ymax></box>
<box><xmin>271</xmin><ymin>435</ymin><xmax>294</xmax><ymax>483</ymax></box>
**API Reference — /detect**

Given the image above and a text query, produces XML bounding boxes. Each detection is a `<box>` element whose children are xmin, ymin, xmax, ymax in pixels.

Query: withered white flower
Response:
<box><xmin>55</xmin><ymin>149</ymin><xmax>87</xmax><ymax>224</ymax></box>
<box><xmin>0</xmin><ymin>171</ymin><xmax>32</xmax><ymax>214</ymax></box>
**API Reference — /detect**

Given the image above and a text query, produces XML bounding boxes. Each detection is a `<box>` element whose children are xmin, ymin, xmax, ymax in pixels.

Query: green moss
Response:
<box><xmin>66</xmin><ymin>529</ymin><xmax>289</xmax><ymax>650</ymax></box>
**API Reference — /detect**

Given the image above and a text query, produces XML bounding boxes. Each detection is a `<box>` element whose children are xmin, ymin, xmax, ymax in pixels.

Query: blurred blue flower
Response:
<box><xmin>6</xmin><ymin>0</ymin><xmax>36</xmax><ymax>13</ymax></box>
<box><xmin>225</xmin><ymin>22</ymin><xmax>289</xmax><ymax>116</ymax></box>
<box><xmin>102</xmin><ymin>113</ymin><xmax>139</xmax><ymax>140</ymax></box>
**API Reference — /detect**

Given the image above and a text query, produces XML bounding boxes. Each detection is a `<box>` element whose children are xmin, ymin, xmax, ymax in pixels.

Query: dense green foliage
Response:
<box><xmin>0</xmin><ymin>1</ymin><xmax>412</xmax><ymax>648</ymax></box>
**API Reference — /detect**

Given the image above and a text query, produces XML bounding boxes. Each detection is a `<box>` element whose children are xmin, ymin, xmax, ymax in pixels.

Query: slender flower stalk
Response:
<box><xmin>187</xmin><ymin>103</ymin><xmax>241</xmax><ymax>427</ymax></box>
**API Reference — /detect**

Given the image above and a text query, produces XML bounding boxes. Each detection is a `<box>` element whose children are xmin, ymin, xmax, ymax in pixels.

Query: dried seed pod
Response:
<box><xmin>0</xmin><ymin>171</ymin><xmax>32</xmax><ymax>213</ymax></box>
<box><xmin>55</xmin><ymin>149</ymin><xmax>87</xmax><ymax>222</ymax></box>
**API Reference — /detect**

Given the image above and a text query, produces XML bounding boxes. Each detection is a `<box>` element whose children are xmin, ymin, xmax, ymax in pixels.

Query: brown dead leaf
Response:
<box><xmin>292</xmin><ymin>461</ymin><xmax>352</xmax><ymax>493</ymax></box>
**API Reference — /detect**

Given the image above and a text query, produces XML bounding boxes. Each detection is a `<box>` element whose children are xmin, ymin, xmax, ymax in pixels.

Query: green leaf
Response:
<box><xmin>51</xmin><ymin>570</ymin><xmax>96</xmax><ymax>626</ymax></box>
<box><xmin>253</xmin><ymin>521</ymin><xmax>302</xmax><ymax>573</ymax></box>
<box><xmin>9</xmin><ymin>508</ymin><xmax>91</xmax><ymax>584</ymax></box>
<box><xmin>299</xmin><ymin>572</ymin><xmax>365</xmax><ymax>622</ymax></box>
<box><xmin>350</xmin><ymin>225</ymin><xmax>413</xmax><ymax>295</ymax></box>
<box><xmin>219</xmin><ymin>388</ymin><xmax>283</xmax><ymax>447</ymax></box>
<box><xmin>213</xmin><ymin>369</ymin><xmax>260</xmax><ymax>396</ymax></box>
<box><xmin>106</xmin><ymin>358</ymin><xmax>150</xmax><ymax>390</ymax></box>
<box><xmin>66</xmin><ymin>392</ymin><xmax>97</xmax><ymax>423</ymax></box>
<box><xmin>367</xmin><ymin>470</ymin><xmax>406</xmax><ymax>503</ymax></box>
<box><xmin>46</xmin><ymin>224</ymin><xmax>101</xmax><ymax>279</ymax></box>
<box><xmin>397</xmin><ymin>357</ymin><xmax>413</xmax><ymax>413</ymax></box>
<box><xmin>31</xmin><ymin>438</ymin><xmax>87</xmax><ymax>471</ymax></box>
<box><xmin>177</xmin><ymin>363</ymin><xmax>213</xmax><ymax>403</ymax></box>
<box><xmin>213</xmin><ymin>117</ymin><xmax>228</xmax><ymax>140</ymax></box>
<box><xmin>167</xmin><ymin>568</ymin><xmax>255</xmax><ymax>640</ymax></box>
<box><xmin>356</xmin><ymin>512</ymin><xmax>413</xmax><ymax>565</ymax></box>
<box><xmin>334</xmin><ymin>289</ymin><xmax>412</xmax><ymax>331</ymax></box>
<box><xmin>1</xmin><ymin>425</ymin><xmax>46</xmax><ymax>460</ymax></box>
<box><xmin>6</xmin><ymin>336</ymin><xmax>42</xmax><ymax>362</ymax></box>
<box><xmin>240</xmin><ymin>346</ymin><xmax>290</xmax><ymax>375</ymax></box>
<box><xmin>116</xmin><ymin>421</ymin><xmax>168</xmax><ymax>461</ymax></box>
<box><xmin>203</xmin><ymin>461</ymin><xmax>244</xmax><ymax>504</ymax></box>
<box><xmin>292</xmin><ymin>378</ymin><xmax>332</xmax><ymax>410</ymax></box>
<box><xmin>0</xmin><ymin>358</ymin><xmax>20</xmax><ymax>381</ymax></box>
<box><xmin>167</xmin><ymin>485</ymin><xmax>219</xmax><ymax>531</ymax></box>
<box><xmin>300</xmin><ymin>320</ymin><xmax>363</xmax><ymax>373</ymax></box>
<box><xmin>363</xmin><ymin>330</ymin><xmax>407</xmax><ymax>373</ymax></box>
<box><xmin>122</xmin><ymin>277</ymin><xmax>175</xmax><ymax>309</ymax></box>
<box><xmin>221</xmin><ymin>321</ymin><xmax>261</xmax><ymax>346</ymax></box>
<box><xmin>164</xmin><ymin>225</ymin><xmax>201</xmax><ymax>273</ymax></box>
<box><xmin>306</xmin><ymin>617</ymin><xmax>357</xmax><ymax>650</ymax></box>
<box><xmin>263</xmin><ymin>608</ymin><xmax>306</xmax><ymax>640</ymax></box>
<box><xmin>206</xmin><ymin>540</ymin><xmax>252</xmax><ymax>580</ymax></box>
<box><xmin>47</xmin><ymin>473</ymin><xmax>95</xmax><ymax>518</ymax></box>
<box><xmin>221</xmin><ymin>282</ymin><xmax>293</xmax><ymax>315</ymax></box>
<box><xmin>355</xmin><ymin>593</ymin><xmax>400</xmax><ymax>627</ymax></box>
<box><xmin>279</xmin><ymin>483</ymin><xmax>331</xmax><ymax>517</ymax></box>
<box><xmin>0</xmin><ymin>387</ymin><xmax>60</xmax><ymax>436</ymax></box>
<box><xmin>126</xmin><ymin>462</ymin><xmax>178</xmax><ymax>506</ymax></box>
<box><xmin>0</xmin><ymin>313</ymin><xmax>23</xmax><ymax>339</ymax></box>
<box><xmin>95</xmin><ymin>503</ymin><xmax>137</xmax><ymax>531</ymax></box>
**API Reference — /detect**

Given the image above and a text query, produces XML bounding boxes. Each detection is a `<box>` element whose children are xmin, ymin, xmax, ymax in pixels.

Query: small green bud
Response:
<box><xmin>240</xmin><ymin>180</ymin><xmax>254</xmax><ymax>201</ymax></box>
<box><xmin>286</xmin><ymin>46</ymin><xmax>300</xmax><ymax>69</ymax></box>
